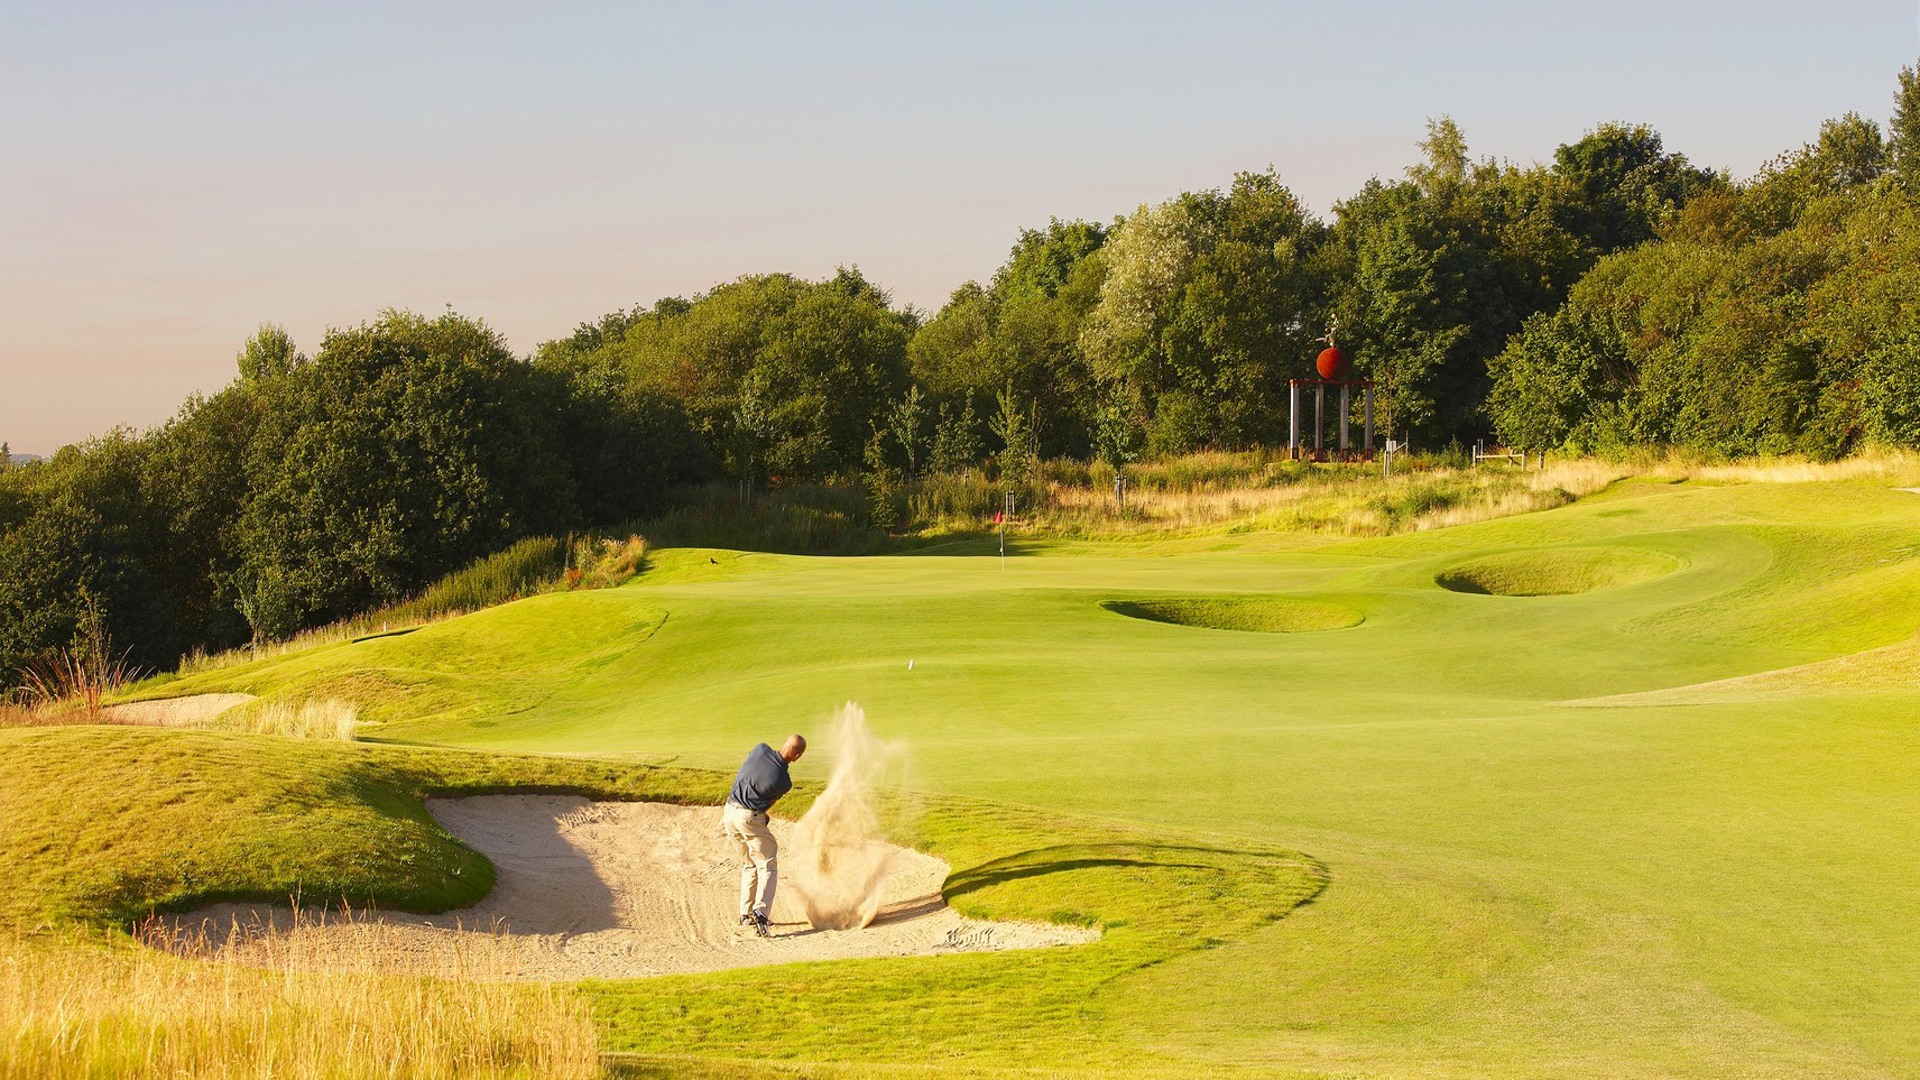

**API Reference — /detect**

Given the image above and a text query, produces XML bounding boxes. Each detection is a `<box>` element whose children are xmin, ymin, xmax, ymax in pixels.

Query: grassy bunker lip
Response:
<box><xmin>1434</xmin><ymin>545</ymin><xmax>1682</xmax><ymax>597</ymax></box>
<box><xmin>1101</xmin><ymin>596</ymin><xmax>1364</xmax><ymax>633</ymax></box>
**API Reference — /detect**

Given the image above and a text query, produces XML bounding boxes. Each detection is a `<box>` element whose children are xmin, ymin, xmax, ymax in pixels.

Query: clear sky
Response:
<box><xmin>3</xmin><ymin>1</ymin><xmax>1917</xmax><ymax>455</ymax></box>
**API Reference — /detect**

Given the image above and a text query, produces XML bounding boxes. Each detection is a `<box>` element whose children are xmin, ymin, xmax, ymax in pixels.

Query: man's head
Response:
<box><xmin>780</xmin><ymin>734</ymin><xmax>807</xmax><ymax>763</ymax></box>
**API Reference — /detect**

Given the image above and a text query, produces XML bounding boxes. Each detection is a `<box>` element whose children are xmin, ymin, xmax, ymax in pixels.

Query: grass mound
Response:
<box><xmin>1434</xmin><ymin>545</ymin><xmax>1681</xmax><ymax>596</ymax></box>
<box><xmin>0</xmin><ymin>726</ymin><xmax>727</xmax><ymax>928</ymax></box>
<box><xmin>1101</xmin><ymin>595</ymin><xmax>1363</xmax><ymax>633</ymax></box>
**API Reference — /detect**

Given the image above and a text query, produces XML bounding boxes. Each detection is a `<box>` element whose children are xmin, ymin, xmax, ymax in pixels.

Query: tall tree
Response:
<box><xmin>238</xmin><ymin>311</ymin><xmax>575</xmax><ymax>632</ymax></box>
<box><xmin>1891</xmin><ymin>61</ymin><xmax>1920</xmax><ymax>190</ymax></box>
<box><xmin>235</xmin><ymin>323</ymin><xmax>302</xmax><ymax>383</ymax></box>
<box><xmin>1080</xmin><ymin>172</ymin><xmax>1325</xmax><ymax>452</ymax></box>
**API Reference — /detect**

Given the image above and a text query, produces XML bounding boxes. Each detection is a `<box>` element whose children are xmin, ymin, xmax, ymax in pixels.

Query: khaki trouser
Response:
<box><xmin>721</xmin><ymin>802</ymin><xmax>778</xmax><ymax>917</ymax></box>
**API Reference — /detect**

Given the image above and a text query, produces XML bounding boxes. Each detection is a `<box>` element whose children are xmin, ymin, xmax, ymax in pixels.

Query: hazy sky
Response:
<box><xmin>3</xmin><ymin>1</ymin><xmax>1917</xmax><ymax>454</ymax></box>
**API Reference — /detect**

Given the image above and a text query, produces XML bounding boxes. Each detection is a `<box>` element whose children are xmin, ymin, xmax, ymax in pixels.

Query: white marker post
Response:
<box><xmin>1000</xmin><ymin>491</ymin><xmax>1015</xmax><ymax>571</ymax></box>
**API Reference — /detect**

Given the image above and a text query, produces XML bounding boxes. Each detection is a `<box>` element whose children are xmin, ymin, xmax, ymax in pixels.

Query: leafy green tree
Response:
<box><xmin>1081</xmin><ymin>172</ymin><xmax>1325</xmax><ymax>451</ymax></box>
<box><xmin>1092</xmin><ymin>385</ymin><xmax>1144</xmax><ymax>509</ymax></box>
<box><xmin>1328</xmin><ymin>118</ymin><xmax>1643</xmax><ymax>444</ymax></box>
<box><xmin>910</xmin><ymin>220</ymin><xmax>1108</xmax><ymax>456</ymax></box>
<box><xmin>929</xmin><ymin>398</ymin><xmax>983</xmax><ymax>474</ymax></box>
<box><xmin>861</xmin><ymin>426</ymin><xmax>901</xmax><ymax>531</ymax></box>
<box><xmin>1814</xmin><ymin>113</ymin><xmax>1887</xmax><ymax>188</ymax></box>
<box><xmin>540</xmin><ymin>270</ymin><xmax>912</xmax><ymax>485</ymax></box>
<box><xmin>1486</xmin><ymin>308</ymin><xmax>1613</xmax><ymax>452</ymax></box>
<box><xmin>989</xmin><ymin>385</ymin><xmax>1038</xmax><ymax>486</ymax></box>
<box><xmin>143</xmin><ymin>385</ymin><xmax>261</xmax><ymax>650</ymax></box>
<box><xmin>1552</xmin><ymin>123</ymin><xmax>1719</xmax><ymax>250</ymax></box>
<box><xmin>888</xmin><ymin>385</ymin><xmax>928</xmax><ymax>477</ymax></box>
<box><xmin>238</xmin><ymin>310</ymin><xmax>575</xmax><ymax>631</ymax></box>
<box><xmin>1891</xmin><ymin>61</ymin><xmax>1920</xmax><ymax>191</ymax></box>
<box><xmin>236</xmin><ymin>323</ymin><xmax>303</xmax><ymax>383</ymax></box>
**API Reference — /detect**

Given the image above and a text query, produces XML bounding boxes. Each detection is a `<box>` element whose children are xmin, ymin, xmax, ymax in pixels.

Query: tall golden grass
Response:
<box><xmin>2</xmin><ymin>922</ymin><xmax>601</xmax><ymax>1080</ymax></box>
<box><xmin>1031</xmin><ymin>459</ymin><xmax>1624</xmax><ymax>538</ymax></box>
<box><xmin>215</xmin><ymin>698</ymin><xmax>360</xmax><ymax>741</ymax></box>
<box><xmin>1650</xmin><ymin>447</ymin><xmax>1920</xmax><ymax>486</ymax></box>
<box><xmin>5</xmin><ymin>696</ymin><xmax>357</xmax><ymax>741</ymax></box>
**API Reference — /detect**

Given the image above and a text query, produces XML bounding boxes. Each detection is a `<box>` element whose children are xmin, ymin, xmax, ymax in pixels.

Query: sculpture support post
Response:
<box><xmin>1314</xmin><ymin>385</ymin><xmax>1325</xmax><ymax>457</ymax></box>
<box><xmin>1289</xmin><ymin>381</ymin><xmax>1300</xmax><ymax>460</ymax></box>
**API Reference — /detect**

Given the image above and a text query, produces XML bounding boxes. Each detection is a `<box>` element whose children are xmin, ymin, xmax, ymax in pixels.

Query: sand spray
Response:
<box><xmin>786</xmin><ymin>702</ymin><xmax>906</xmax><ymax>930</ymax></box>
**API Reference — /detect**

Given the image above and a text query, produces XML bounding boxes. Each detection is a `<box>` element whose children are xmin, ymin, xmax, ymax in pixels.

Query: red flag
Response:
<box><xmin>994</xmin><ymin>511</ymin><xmax>1003</xmax><ymax>524</ymax></box>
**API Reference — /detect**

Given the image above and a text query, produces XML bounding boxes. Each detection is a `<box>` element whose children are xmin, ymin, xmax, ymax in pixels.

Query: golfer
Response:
<box><xmin>723</xmin><ymin>734</ymin><xmax>805</xmax><ymax>936</ymax></box>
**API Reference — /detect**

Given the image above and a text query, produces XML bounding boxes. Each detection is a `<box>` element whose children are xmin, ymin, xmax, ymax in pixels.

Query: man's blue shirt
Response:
<box><xmin>727</xmin><ymin>743</ymin><xmax>792</xmax><ymax>812</ymax></box>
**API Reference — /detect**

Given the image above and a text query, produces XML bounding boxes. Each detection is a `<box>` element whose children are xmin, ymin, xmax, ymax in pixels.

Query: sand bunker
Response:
<box><xmin>162</xmin><ymin>795</ymin><xmax>1094</xmax><ymax>980</ymax></box>
<box><xmin>103</xmin><ymin>693</ymin><xmax>255</xmax><ymax>726</ymax></box>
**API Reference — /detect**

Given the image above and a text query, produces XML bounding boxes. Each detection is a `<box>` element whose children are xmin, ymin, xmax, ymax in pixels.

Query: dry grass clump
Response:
<box><xmin>1412</xmin><ymin>459</ymin><xmax>1622</xmax><ymax>532</ymax></box>
<box><xmin>1032</xmin><ymin>459</ymin><xmax>1625</xmax><ymax>538</ymax></box>
<box><xmin>0</xmin><ymin>702</ymin><xmax>60</xmax><ymax>729</ymax></box>
<box><xmin>0</xmin><ymin>925</ymin><xmax>600</xmax><ymax>1080</ymax></box>
<box><xmin>219</xmin><ymin>698</ymin><xmax>360</xmax><ymax>741</ymax></box>
<box><xmin>1658</xmin><ymin>447</ymin><xmax>1920</xmax><ymax>486</ymax></box>
<box><xmin>568</xmin><ymin>534</ymin><xmax>648</xmax><ymax>590</ymax></box>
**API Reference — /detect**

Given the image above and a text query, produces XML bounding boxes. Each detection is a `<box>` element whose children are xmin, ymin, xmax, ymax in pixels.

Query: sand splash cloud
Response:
<box><xmin>787</xmin><ymin>703</ymin><xmax>903</xmax><ymax>931</ymax></box>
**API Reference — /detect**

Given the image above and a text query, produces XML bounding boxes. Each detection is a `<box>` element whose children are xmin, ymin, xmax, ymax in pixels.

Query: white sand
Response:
<box><xmin>104</xmin><ymin>693</ymin><xmax>255</xmax><ymax>726</ymax></box>
<box><xmin>164</xmin><ymin>795</ymin><xmax>1095</xmax><ymax>980</ymax></box>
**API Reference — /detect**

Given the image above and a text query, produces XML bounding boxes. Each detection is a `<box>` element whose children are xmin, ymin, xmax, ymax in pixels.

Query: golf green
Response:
<box><xmin>157</xmin><ymin>475</ymin><xmax>1920</xmax><ymax>1078</ymax></box>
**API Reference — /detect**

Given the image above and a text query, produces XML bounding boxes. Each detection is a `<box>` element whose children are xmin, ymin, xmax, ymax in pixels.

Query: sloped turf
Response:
<box><xmin>1100</xmin><ymin>595</ymin><xmax>1363</xmax><ymax>632</ymax></box>
<box><xmin>1433</xmin><ymin>544</ymin><xmax>1680</xmax><ymax>595</ymax></box>
<box><xmin>120</xmin><ymin>474</ymin><xmax>1920</xmax><ymax>1077</ymax></box>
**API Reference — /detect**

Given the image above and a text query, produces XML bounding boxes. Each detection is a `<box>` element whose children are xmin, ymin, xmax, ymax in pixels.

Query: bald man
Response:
<box><xmin>722</xmin><ymin>734</ymin><xmax>806</xmax><ymax>937</ymax></box>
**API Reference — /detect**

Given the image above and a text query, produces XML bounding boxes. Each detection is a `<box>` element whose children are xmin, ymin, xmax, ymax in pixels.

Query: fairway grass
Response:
<box><xmin>41</xmin><ymin>470</ymin><xmax>1920</xmax><ymax>1077</ymax></box>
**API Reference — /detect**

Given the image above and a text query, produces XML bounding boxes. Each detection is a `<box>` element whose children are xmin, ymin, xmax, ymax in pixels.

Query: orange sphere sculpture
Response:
<box><xmin>1315</xmin><ymin>346</ymin><xmax>1350</xmax><ymax>380</ymax></box>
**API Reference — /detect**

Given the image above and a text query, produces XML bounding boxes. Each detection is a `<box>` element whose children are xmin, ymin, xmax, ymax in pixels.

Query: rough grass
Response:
<box><xmin>1</xmin><ymin>930</ymin><xmax>599</xmax><ymax>1080</ymax></box>
<box><xmin>1434</xmin><ymin>546</ymin><xmax>1682</xmax><ymax>596</ymax></box>
<box><xmin>1101</xmin><ymin>596</ymin><xmax>1363</xmax><ymax>633</ymax></box>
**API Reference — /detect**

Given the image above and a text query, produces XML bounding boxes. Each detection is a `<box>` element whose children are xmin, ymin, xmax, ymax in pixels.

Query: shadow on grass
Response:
<box><xmin>943</xmin><ymin>843</ymin><xmax>1240</xmax><ymax>900</ymax></box>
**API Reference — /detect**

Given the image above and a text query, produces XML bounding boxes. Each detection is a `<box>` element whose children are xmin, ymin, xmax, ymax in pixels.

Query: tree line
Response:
<box><xmin>5</xmin><ymin>61</ymin><xmax>1920</xmax><ymax>689</ymax></box>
